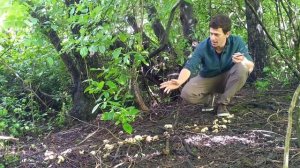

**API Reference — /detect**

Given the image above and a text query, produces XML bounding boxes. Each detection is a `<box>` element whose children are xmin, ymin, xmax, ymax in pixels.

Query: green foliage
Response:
<box><xmin>0</xmin><ymin>0</ymin><xmax>299</xmax><ymax>138</ymax></box>
<box><xmin>85</xmin><ymin>46</ymin><xmax>149</xmax><ymax>134</ymax></box>
<box><xmin>0</xmin><ymin>0</ymin><xmax>29</xmax><ymax>29</ymax></box>
<box><xmin>255</xmin><ymin>79</ymin><xmax>270</xmax><ymax>92</ymax></box>
<box><xmin>0</xmin><ymin>152</ymin><xmax>20</xmax><ymax>167</ymax></box>
<box><xmin>0</xmin><ymin>96</ymin><xmax>45</xmax><ymax>137</ymax></box>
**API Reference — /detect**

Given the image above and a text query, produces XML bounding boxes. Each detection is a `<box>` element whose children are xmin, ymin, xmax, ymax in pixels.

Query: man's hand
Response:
<box><xmin>232</xmin><ymin>52</ymin><xmax>244</xmax><ymax>63</ymax></box>
<box><xmin>232</xmin><ymin>52</ymin><xmax>254</xmax><ymax>73</ymax></box>
<box><xmin>160</xmin><ymin>79</ymin><xmax>182</xmax><ymax>94</ymax></box>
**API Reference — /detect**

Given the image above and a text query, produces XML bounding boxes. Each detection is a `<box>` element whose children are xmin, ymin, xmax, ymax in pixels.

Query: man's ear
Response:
<box><xmin>226</xmin><ymin>31</ymin><xmax>231</xmax><ymax>38</ymax></box>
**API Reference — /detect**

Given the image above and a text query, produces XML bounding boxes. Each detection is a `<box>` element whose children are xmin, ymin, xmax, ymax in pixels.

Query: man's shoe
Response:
<box><xmin>217</xmin><ymin>104</ymin><xmax>230</xmax><ymax>117</ymax></box>
<box><xmin>201</xmin><ymin>104</ymin><xmax>214</xmax><ymax>112</ymax></box>
<box><xmin>201</xmin><ymin>94</ymin><xmax>216</xmax><ymax>112</ymax></box>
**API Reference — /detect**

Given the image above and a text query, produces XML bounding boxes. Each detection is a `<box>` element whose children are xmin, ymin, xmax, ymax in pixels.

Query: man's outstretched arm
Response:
<box><xmin>160</xmin><ymin>68</ymin><xmax>191</xmax><ymax>93</ymax></box>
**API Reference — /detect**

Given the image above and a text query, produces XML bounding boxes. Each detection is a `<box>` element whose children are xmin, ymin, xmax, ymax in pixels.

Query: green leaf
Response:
<box><xmin>99</xmin><ymin>46</ymin><xmax>106</xmax><ymax>54</ymax></box>
<box><xmin>103</xmin><ymin>92</ymin><xmax>110</xmax><ymax>99</ymax></box>
<box><xmin>46</xmin><ymin>57</ymin><xmax>54</xmax><ymax>66</ymax></box>
<box><xmin>0</xmin><ymin>121</ymin><xmax>7</xmax><ymax>130</ymax></box>
<box><xmin>70</xmin><ymin>7</ymin><xmax>75</xmax><ymax>15</ymax></box>
<box><xmin>184</xmin><ymin>0</ymin><xmax>193</xmax><ymax>4</ymax></box>
<box><xmin>123</xmin><ymin>54</ymin><xmax>130</xmax><ymax>64</ymax></box>
<box><xmin>51</xmin><ymin>24</ymin><xmax>58</xmax><ymax>31</ymax></box>
<box><xmin>101</xmin><ymin>112</ymin><xmax>114</xmax><ymax>121</ymax></box>
<box><xmin>101</xmin><ymin>101</ymin><xmax>107</xmax><ymax>109</ymax></box>
<box><xmin>112</xmin><ymin>48</ymin><xmax>122</xmax><ymax>59</ymax></box>
<box><xmin>127</xmin><ymin>108</ymin><xmax>139</xmax><ymax>115</ymax></box>
<box><xmin>108</xmin><ymin>101</ymin><xmax>121</xmax><ymax>106</ymax></box>
<box><xmin>92</xmin><ymin>103</ymin><xmax>100</xmax><ymax>113</ymax></box>
<box><xmin>119</xmin><ymin>33</ymin><xmax>127</xmax><ymax>42</ymax></box>
<box><xmin>0</xmin><ymin>108</ymin><xmax>8</xmax><ymax>116</ymax></box>
<box><xmin>97</xmin><ymin>81</ymin><xmax>105</xmax><ymax>90</ymax></box>
<box><xmin>30</xmin><ymin>18</ymin><xmax>38</xmax><ymax>25</ymax></box>
<box><xmin>117</xmin><ymin>75</ymin><xmax>127</xmax><ymax>85</ymax></box>
<box><xmin>89</xmin><ymin>45</ymin><xmax>98</xmax><ymax>53</ymax></box>
<box><xmin>106</xmin><ymin>81</ymin><xmax>117</xmax><ymax>89</ymax></box>
<box><xmin>81</xmin><ymin>8</ymin><xmax>89</xmax><ymax>14</ymax></box>
<box><xmin>80</xmin><ymin>46</ymin><xmax>89</xmax><ymax>57</ymax></box>
<box><xmin>122</xmin><ymin>122</ymin><xmax>133</xmax><ymax>134</ymax></box>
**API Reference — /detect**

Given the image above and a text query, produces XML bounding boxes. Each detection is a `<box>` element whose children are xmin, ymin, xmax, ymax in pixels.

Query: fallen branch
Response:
<box><xmin>77</xmin><ymin>128</ymin><xmax>100</xmax><ymax>145</ymax></box>
<box><xmin>0</xmin><ymin>136</ymin><xmax>19</xmax><ymax>141</ymax></box>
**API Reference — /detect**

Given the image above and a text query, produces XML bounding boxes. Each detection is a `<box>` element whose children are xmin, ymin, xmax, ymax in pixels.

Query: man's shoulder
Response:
<box><xmin>229</xmin><ymin>35</ymin><xmax>244</xmax><ymax>42</ymax></box>
<box><xmin>197</xmin><ymin>38</ymin><xmax>210</xmax><ymax>48</ymax></box>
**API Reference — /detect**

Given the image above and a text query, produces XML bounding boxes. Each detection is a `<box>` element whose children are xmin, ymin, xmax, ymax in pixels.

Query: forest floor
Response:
<box><xmin>3</xmin><ymin>84</ymin><xmax>300</xmax><ymax>168</ymax></box>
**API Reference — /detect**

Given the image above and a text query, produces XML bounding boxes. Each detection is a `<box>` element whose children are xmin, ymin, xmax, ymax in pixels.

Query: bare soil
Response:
<box><xmin>3</xmin><ymin>85</ymin><xmax>300</xmax><ymax>168</ymax></box>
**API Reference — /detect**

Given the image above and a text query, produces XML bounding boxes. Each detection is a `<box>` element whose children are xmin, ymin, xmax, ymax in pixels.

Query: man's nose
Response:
<box><xmin>211</xmin><ymin>34</ymin><xmax>216</xmax><ymax>41</ymax></box>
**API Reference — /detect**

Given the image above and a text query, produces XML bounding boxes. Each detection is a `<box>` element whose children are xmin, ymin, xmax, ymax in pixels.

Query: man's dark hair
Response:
<box><xmin>209</xmin><ymin>14</ymin><xmax>231</xmax><ymax>34</ymax></box>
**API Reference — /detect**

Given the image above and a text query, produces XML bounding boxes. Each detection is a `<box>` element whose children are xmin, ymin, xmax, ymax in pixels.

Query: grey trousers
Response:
<box><xmin>181</xmin><ymin>63</ymin><xmax>249</xmax><ymax>105</ymax></box>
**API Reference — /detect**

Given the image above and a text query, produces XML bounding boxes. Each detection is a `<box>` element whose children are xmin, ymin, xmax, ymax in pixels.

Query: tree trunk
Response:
<box><xmin>31</xmin><ymin>11</ymin><xmax>95</xmax><ymax>120</ymax></box>
<box><xmin>179</xmin><ymin>1</ymin><xmax>197</xmax><ymax>44</ymax></box>
<box><xmin>48</xmin><ymin>30</ymin><xmax>94</xmax><ymax>120</ymax></box>
<box><xmin>245</xmin><ymin>0</ymin><xmax>268</xmax><ymax>80</ymax></box>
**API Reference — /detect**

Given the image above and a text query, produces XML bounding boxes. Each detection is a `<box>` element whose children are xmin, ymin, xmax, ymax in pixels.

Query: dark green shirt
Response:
<box><xmin>184</xmin><ymin>35</ymin><xmax>253</xmax><ymax>78</ymax></box>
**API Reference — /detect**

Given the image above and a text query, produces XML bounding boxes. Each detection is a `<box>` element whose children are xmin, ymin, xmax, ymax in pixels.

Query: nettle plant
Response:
<box><xmin>85</xmin><ymin>45</ymin><xmax>147</xmax><ymax>134</ymax></box>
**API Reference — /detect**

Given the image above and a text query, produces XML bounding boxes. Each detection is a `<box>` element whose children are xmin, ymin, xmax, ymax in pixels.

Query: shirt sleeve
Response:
<box><xmin>237</xmin><ymin>37</ymin><xmax>253</xmax><ymax>62</ymax></box>
<box><xmin>183</xmin><ymin>44</ymin><xmax>202</xmax><ymax>75</ymax></box>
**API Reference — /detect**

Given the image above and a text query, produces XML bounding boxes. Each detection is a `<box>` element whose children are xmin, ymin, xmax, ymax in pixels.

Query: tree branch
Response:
<box><xmin>283</xmin><ymin>84</ymin><xmax>300</xmax><ymax>168</ymax></box>
<box><xmin>148</xmin><ymin>0</ymin><xmax>182</xmax><ymax>58</ymax></box>
<box><xmin>0</xmin><ymin>136</ymin><xmax>19</xmax><ymax>141</ymax></box>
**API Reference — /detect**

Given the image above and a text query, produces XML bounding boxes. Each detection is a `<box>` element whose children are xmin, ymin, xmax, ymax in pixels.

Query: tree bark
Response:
<box><xmin>245</xmin><ymin>0</ymin><xmax>268</xmax><ymax>80</ymax></box>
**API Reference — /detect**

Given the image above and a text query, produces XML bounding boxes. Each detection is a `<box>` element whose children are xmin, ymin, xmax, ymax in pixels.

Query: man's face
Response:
<box><xmin>209</xmin><ymin>28</ymin><xmax>230</xmax><ymax>49</ymax></box>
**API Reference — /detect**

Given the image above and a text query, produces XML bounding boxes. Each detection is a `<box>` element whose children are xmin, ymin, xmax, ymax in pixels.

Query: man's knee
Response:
<box><xmin>231</xmin><ymin>63</ymin><xmax>249</xmax><ymax>78</ymax></box>
<box><xmin>181</xmin><ymin>87</ymin><xmax>194</xmax><ymax>104</ymax></box>
<box><xmin>181</xmin><ymin>86</ymin><xmax>210</xmax><ymax>104</ymax></box>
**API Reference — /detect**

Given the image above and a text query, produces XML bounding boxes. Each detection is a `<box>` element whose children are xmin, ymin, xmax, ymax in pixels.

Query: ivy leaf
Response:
<box><xmin>122</xmin><ymin>122</ymin><xmax>133</xmax><ymax>134</ymax></box>
<box><xmin>80</xmin><ymin>46</ymin><xmax>89</xmax><ymax>58</ymax></box>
